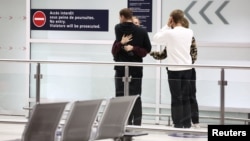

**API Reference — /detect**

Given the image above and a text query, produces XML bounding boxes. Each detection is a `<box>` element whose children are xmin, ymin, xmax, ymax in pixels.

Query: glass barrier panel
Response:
<box><xmin>0</xmin><ymin>62</ymin><xmax>29</xmax><ymax>115</ymax></box>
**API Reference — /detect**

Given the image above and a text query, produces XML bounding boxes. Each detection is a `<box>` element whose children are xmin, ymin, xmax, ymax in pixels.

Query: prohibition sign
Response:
<box><xmin>33</xmin><ymin>11</ymin><xmax>46</xmax><ymax>27</ymax></box>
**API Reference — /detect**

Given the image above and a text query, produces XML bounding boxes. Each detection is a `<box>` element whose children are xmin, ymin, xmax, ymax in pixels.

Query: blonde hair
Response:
<box><xmin>132</xmin><ymin>16</ymin><xmax>140</xmax><ymax>26</ymax></box>
<box><xmin>182</xmin><ymin>17</ymin><xmax>189</xmax><ymax>28</ymax></box>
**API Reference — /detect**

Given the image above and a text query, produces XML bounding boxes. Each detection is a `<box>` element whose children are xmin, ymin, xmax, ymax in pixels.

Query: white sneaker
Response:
<box><xmin>193</xmin><ymin>123</ymin><xmax>200</xmax><ymax>128</ymax></box>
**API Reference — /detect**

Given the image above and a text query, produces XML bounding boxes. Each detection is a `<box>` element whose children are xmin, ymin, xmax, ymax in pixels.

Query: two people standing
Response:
<box><xmin>112</xmin><ymin>8</ymin><xmax>199</xmax><ymax>128</ymax></box>
<box><xmin>153</xmin><ymin>9</ymin><xmax>198</xmax><ymax>128</ymax></box>
<box><xmin>182</xmin><ymin>17</ymin><xmax>200</xmax><ymax>128</ymax></box>
<box><xmin>151</xmin><ymin>15</ymin><xmax>200</xmax><ymax>128</ymax></box>
<box><xmin>111</xmin><ymin>8</ymin><xmax>152</xmax><ymax>125</ymax></box>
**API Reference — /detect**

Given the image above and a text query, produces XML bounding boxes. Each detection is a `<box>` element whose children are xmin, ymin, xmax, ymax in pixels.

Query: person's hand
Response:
<box><xmin>121</xmin><ymin>34</ymin><xmax>133</xmax><ymax>45</ymax></box>
<box><xmin>167</xmin><ymin>17</ymin><xmax>173</xmax><ymax>28</ymax></box>
<box><xmin>124</xmin><ymin>44</ymin><xmax>133</xmax><ymax>52</ymax></box>
<box><xmin>150</xmin><ymin>47</ymin><xmax>167</xmax><ymax>60</ymax></box>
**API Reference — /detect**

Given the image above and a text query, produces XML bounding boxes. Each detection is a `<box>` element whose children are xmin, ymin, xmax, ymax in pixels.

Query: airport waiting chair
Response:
<box><xmin>93</xmin><ymin>95</ymin><xmax>147</xmax><ymax>141</ymax></box>
<box><xmin>60</xmin><ymin>99</ymin><xmax>104</xmax><ymax>141</ymax></box>
<box><xmin>21</xmin><ymin>102</ymin><xmax>68</xmax><ymax>141</ymax></box>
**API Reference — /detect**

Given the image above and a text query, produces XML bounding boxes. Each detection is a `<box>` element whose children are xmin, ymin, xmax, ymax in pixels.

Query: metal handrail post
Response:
<box><xmin>219</xmin><ymin>68</ymin><xmax>227</xmax><ymax>124</ymax></box>
<box><xmin>123</xmin><ymin>65</ymin><xmax>130</xmax><ymax>96</ymax></box>
<box><xmin>35</xmin><ymin>63</ymin><xmax>41</xmax><ymax>104</ymax></box>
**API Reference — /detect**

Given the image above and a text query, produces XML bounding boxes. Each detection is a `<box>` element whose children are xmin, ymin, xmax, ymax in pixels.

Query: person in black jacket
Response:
<box><xmin>111</xmin><ymin>8</ymin><xmax>152</xmax><ymax>126</ymax></box>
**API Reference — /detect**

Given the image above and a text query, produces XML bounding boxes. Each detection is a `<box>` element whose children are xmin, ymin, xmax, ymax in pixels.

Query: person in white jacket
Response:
<box><xmin>153</xmin><ymin>9</ymin><xmax>193</xmax><ymax>128</ymax></box>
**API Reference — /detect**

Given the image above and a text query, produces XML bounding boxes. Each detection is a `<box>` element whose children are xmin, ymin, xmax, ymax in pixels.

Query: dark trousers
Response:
<box><xmin>190</xmin><ymin>68</ymin><xmax>199</xmax><ymax>124</ymax></box>
<box><xmin>115</xmin><ymin>70</ymin><xmax>142</xmax><ymax>125</ymax></box>
<box><xmin>167</xmin><ymin>69</ymin><xmax>192</xmax><ymax>128</ymax></box>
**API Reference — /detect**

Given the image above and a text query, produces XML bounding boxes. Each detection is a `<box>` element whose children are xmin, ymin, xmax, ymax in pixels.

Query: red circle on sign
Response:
<box><xmin>33</xmin><ymin>11</ymin><xmax>46</xmax><ymax>27</ymax></box>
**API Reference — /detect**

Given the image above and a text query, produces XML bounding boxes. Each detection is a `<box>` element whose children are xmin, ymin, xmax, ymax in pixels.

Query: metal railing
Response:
<box><xmin>1</xmin><ymin>59</ymin><xmax>250</xmax><ymax>125</ymax></box>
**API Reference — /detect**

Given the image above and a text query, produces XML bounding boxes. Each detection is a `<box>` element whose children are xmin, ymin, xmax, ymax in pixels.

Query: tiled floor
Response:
<box><xmin>0</xmin><ymin>116</ymin><xmax>208</xmax><ymax>141</ymax></box>
<box><xmin>0</xmin><ymin>123</ymin><xmax>24</xmax><ymax>141</ymax></box>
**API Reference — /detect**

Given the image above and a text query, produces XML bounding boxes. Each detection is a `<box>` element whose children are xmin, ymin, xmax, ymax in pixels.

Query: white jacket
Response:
<box><xmin>153</xmin><ymin>25</ymin><xmax>193</xmax><ymax>71</ymax></box>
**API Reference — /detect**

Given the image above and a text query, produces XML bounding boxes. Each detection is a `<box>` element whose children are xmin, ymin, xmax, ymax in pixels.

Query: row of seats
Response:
<box><xmin>11</xmin><ymin>95</ymin><xmax>146</xmax><ymax>141</ymax></box>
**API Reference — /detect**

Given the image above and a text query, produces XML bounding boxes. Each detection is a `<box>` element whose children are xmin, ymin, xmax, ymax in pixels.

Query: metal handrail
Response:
<box><xmin>1</xmin><ymin>59</ymin><xmax>250</xmax><ymax>125</ymax></box>
<box><xmin>0</xmin><ymin>59</ymin><xmax>250</xmax><ymax>70</ymax></box>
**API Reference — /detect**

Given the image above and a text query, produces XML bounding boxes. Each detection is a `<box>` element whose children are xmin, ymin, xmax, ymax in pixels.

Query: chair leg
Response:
<box><xmin>113</xmin><ymin>137</ymin><xmax>123</xmax><ymax>141</ymax></box>
<box><xmin>123</xmin><ymin>136</ymin><xmax>132</xmax><ymax>141</ymax></box>
<box><xmin>113</xmin><ymin>136</ymin><xmax>133</xmax><ymax>141</ymax></box>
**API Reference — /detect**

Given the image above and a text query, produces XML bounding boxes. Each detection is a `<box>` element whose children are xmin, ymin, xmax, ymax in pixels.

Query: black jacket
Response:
<box><xmin>113</xmin><ymin>22</ymin><xmax>152</xmax><ymax>74</ymax></box>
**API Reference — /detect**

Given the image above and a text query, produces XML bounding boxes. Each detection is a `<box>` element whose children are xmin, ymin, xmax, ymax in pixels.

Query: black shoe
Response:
<box><xmin>183</xmin><ymin>124</ymin><xmax>191</xmax><ymax>128</ymax></box>
<box><xmin>174</xmin><ymin>124</ymin><xmax>183</xmax><ymax>128</ymax></box>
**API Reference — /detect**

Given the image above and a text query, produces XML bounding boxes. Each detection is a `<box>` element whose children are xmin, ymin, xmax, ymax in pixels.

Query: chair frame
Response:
<box><xmin>21</xmin><ymin>102</ymin><xmax>68</xmax><ymax>141</ymax></box>
<box><xmin>93</xmin><ymin>95</ymin><xmax>146</xmax><ymax>141</ymax></box>
<box><xmin>60</xmin><ymin>99</ymin><xmax>104</xmax><ymax>141</ymax></box>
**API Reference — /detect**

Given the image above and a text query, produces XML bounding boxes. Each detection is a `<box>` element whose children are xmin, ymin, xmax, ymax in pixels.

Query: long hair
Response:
<box><xmin>182</xmin><ymin>17</ymin><xmax>189</xmax><ymax>28</ymax></box>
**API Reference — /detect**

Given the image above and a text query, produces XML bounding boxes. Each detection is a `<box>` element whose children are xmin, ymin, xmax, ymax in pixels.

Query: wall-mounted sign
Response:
<box><xmin>31</xmin><ymin>9</ymin><xmax>109</xmax><ymax>31</ymax></box>
<box><xmin>33</xmin><ymin>11</ymin><xmax>46</xmax><ymax>27</ymax></box>
<box><xmin>128</xmin><ymin>0</ymin><xmax>152</xmax><ymax>32</ymax></box>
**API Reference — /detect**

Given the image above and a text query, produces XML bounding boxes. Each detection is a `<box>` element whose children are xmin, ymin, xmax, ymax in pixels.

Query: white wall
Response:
<box><xmin>0</xmin><ymin>0</ymin><xmax>29</xmax><ymax>115</ymax></box>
